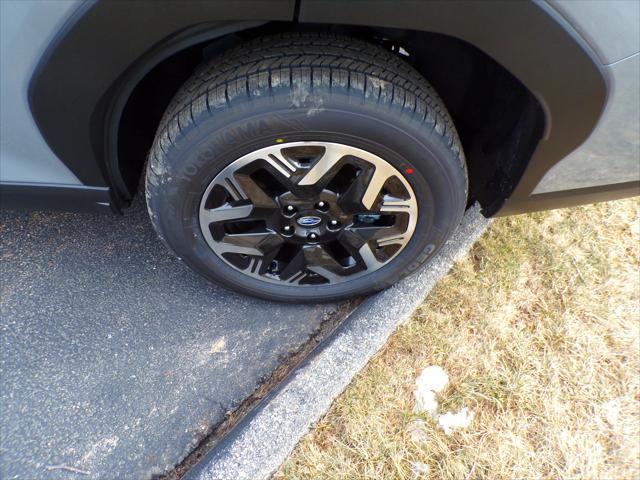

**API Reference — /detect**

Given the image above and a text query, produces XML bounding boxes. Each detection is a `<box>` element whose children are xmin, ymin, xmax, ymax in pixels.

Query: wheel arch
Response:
<box><xmin>28</xmin><ymin>0</ymin><xmax>295</xmax><ymax>209</ymax></box>
<box><xmin>28</xmin><ymin>0</ymin><xmax>606</xmax><ymax>214</ymax></box>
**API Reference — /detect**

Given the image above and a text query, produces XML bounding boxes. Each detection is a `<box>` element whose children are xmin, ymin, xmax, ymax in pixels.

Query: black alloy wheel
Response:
<box><xmin>198</xmin><ymin>141</ymin><xmax>418</xmax><ymax>286</ymax></box>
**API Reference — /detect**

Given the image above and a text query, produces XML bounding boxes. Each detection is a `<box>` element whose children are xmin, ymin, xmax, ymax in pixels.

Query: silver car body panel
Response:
<box><xmin>534</xmin><ymin>53</ymin><xmax>640</xmax><ymax>194</ymax></box>
<box><xmin>548</xmin><ymin>0</ymin><xmax>640</xmax><ymax>64</ymax></box>
<box><xmin>0</xmin><ymin>0</ymin><xmax>82</xmax><ymax>185</ymax></box>
<box><xmin>533</xmin><ymin>0</ymin><xmax>640</xmax><ymax>194</ymax></box>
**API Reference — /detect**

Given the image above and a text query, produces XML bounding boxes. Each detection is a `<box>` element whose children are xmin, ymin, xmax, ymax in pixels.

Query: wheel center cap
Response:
<box><xmin>296</xmin><ymin>215</ymin><xmax>322</xmax><ymax>227</ymax></box>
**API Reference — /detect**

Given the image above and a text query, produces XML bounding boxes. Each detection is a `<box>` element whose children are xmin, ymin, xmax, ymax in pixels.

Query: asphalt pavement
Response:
<box><xmin>0</xmin><ymin>199</ymin><xmax>350</xmax><ymax>479</ymax></box>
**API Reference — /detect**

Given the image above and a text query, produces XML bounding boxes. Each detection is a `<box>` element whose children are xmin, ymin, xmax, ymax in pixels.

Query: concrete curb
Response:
<box><xmin>186</xmin><ymin>205</ymin><xmax>490</xmax><ymax>480</ymax></box>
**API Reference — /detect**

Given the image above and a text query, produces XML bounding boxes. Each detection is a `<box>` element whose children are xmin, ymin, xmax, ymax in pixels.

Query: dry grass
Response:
<box><xmin>278</xmin><ymin>198</ymin><xmax>640</xmax><ymax>480</ymax></box>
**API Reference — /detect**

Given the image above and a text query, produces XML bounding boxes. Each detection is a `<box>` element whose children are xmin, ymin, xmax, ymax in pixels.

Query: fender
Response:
<box><xmin>28</xmin><ymin>0</ymin><xmax>295</xmax><ymax>199</ymax></box>
<box><xmin>29</xmin><ymin>0</ymin><xmax>607</xmax><ymax>213</ymax></box>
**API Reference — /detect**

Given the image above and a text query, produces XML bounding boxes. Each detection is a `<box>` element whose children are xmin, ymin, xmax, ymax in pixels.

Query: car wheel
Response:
<box><xmin>145</xmin><ymin>33</ymin><xmax>467</xmax><ymax>302</ymax></box>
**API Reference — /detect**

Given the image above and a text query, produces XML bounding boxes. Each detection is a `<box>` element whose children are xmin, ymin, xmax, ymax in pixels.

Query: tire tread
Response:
<box><xmin>149</xmin><ymin>33</ymin><xmax>466</xmax><ymax>178</ymax></box>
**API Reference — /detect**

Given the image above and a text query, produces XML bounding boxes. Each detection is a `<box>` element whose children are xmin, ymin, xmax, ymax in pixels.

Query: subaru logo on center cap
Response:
<box><xmin>297</xmin><ymin>216</ymin><xmax>322</xmax><ymax>227</ymax></box>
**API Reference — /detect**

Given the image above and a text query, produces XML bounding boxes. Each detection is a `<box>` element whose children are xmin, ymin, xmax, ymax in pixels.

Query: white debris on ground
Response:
<box><xmin>413</xmin><ymin>389</ymin><xmax>439</xmax><ymax>416</ymax></box>
<box><xmin>409</xmin><ymin>460</ymin><xmax>431</xmax><ymax>478</ymax></box>
<box><xmin>601</xmin><ymin>399</ymin><xmax>619</xmax><ymax>427</ymax></box>
<box><xmin>413</xmin><ymin>365</ymin><xmax>449</xmax><ymax>415</ymax></box>
<box><xmin>630</xmin><ymin>216</ymin><xmax>639</xmax><ymax>235</ymax></box>
<box><xmin>437</xmin><ymin>407</ymin><xmax>475</xmax><ymax>435</ymax></box>
<box><xmin>407</xmin><ymin>419</ymin><xmax>430</xmax><ymax>443</ymax></box>
<box><xmin>410</xmin><ymin>365</ymin><xmax>475</xmax><ymax>437</ymax></box>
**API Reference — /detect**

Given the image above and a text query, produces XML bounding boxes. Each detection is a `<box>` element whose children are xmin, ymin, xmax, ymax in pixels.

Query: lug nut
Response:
<box><xmin>328</xmin><ymin>219</ymin><xmax>341</xmax><ymax>230</ymax></box>
<box><xmin>282</xmin><ymin>225</ymin><xmax>293</xmax><ymax>235</ymax></box>
<box><xmin>307</xmin><ymin>232</ymin><xmax>318</xmax><ymax>242</ymax></box>
<box><xmin>316</xmin><ymin>201</ymin><xmax>329</xmax><ymax>211</ymax></box>
<box><xmin>284</xmin><ymin>205</ymin><xmax>296</xmax><ymax>215</ymax></box>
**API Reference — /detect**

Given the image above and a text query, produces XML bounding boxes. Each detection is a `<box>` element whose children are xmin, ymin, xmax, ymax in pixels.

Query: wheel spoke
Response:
<box><xmin>217</xmin><ymin>232</ymin><xmax>283</xmax><ymax>256</ymax></box>
<box><xmin>256</xmin><ymin>240</ymin><xmax>285</xmax><ymax>276</ymax></box>
<box><xmin>335</xmin><ymin>165</ymin><xmax>376</xmax><ymax>214</ymax></box>
<box><xmin>297</xmin><ymin>143</ymin><xmax>349</xmax><ymax>186</ymax></box>
<box><xmin>200</xmin><ymin>204</ymin><xmax>254</xmax><ymax>224</ymax></box>
<box><xmin>286</xmin><ymin>271</ymin><xmax>308</xmax><ymax>284</ymax></box>
<box><xmin>338</xmin><ymin>225</ymin><xmax>407</xmax><ymax>270</ymax></box>
<box><xmin>357</xmin><ymin>242</ymin><xmax>383</xmax><ymax>271</ymax></box>
<box><xmin>214</xmin><ymin>173</ymin><xmax>247</xmax><ymax>201</ymax></box>
<box><xmin>379</xmin><ymin>195</ymin><xmax>413</xmax><ymax>213</ymax></box>
<box><xmin>265</xmin><ymin>150</ymin><xmax>298</xmax><ymax>178</ymax></box>
<box><xmin>203</xmin><ymin>173</ymin><xmax>280</xmax><ymax>226</ymax></box>
<box><xmin>304</xmin><ymin>245</ymin><xmax>348</xmax><ymax>282</ymax></box>
<box><xmin>337</xmin><ymin>166</ymin><xmax>405</xmax><ymax>214</ymax></box>
<box><xmin>361</xmin><ymin>162</ymin><xmax>397</xmax><ymax>210</ymax></box>
<box><xmin>342</xmin><ymin>224</ymin><xmax>404</xmax><ymax>246</ymax></box>
<box><xmin>278</xmin><ymin>249</ymin><xmax>308</xmax><ymax>282</ymax></box>
<box><xmin>233</xmin><ymin>174</ymin><xmax>280</xmax><ymax>210</ymax></box>
<box><xmin>375</xmin><ymin>233</ymin><xmax>407</xmax><ymax>247</ymax></box>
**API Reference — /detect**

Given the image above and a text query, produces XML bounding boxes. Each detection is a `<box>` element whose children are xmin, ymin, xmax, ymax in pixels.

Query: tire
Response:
<box><xmin>145</xmin><ymin>33</ymin><xmax>467</xmax><ymax>303</ymax></box>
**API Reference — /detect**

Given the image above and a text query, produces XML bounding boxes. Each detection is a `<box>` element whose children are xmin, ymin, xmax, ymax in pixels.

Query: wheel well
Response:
<box><xmin>117</xmin><ymin>23</ymin><xmax>545</xmax><ymax>215</ymax></box>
